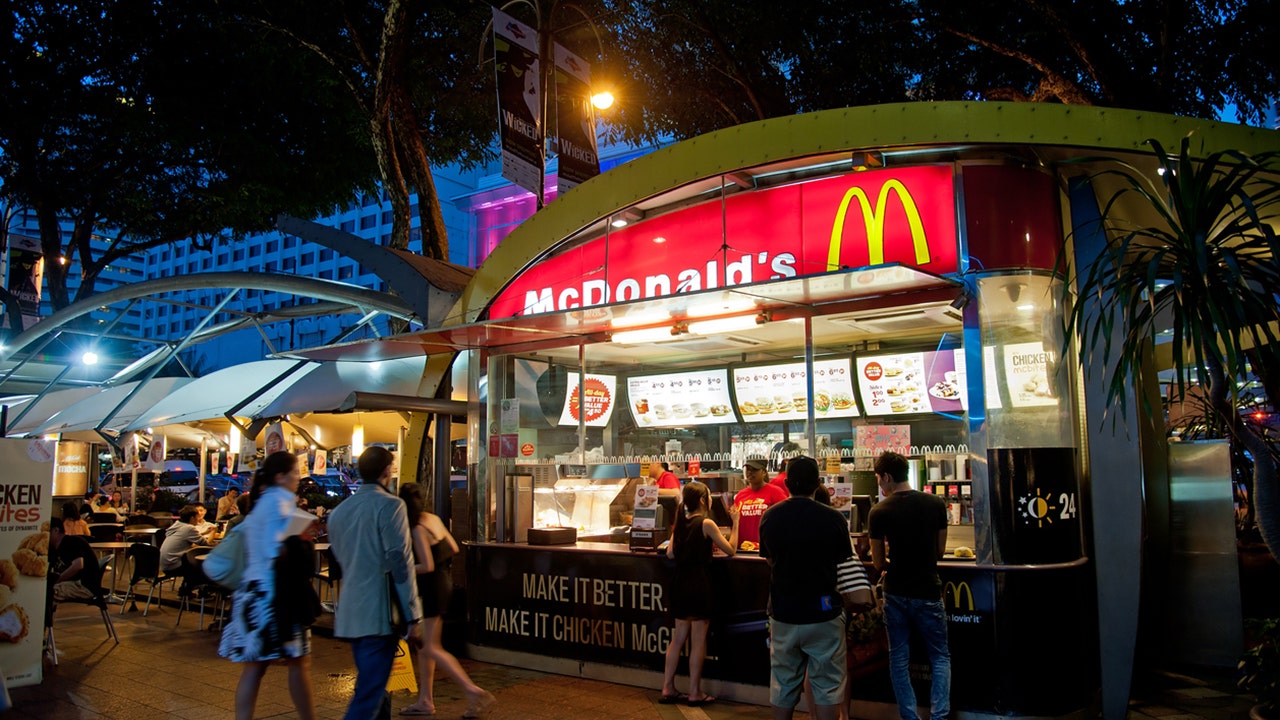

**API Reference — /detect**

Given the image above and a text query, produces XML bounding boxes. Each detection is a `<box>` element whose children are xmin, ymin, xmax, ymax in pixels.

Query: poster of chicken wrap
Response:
<box><xmin>1002</xmin><ymin>342</ymin><xmax>1058</xmax><ymax>408</ymax></box>
<box><xmin>0</xmin><ymin>438</ymin><xmax>56</xmax><ymax>688</ymax></box>
<box><xmin>558</xmin><ymin>372</ymin><xmax>616</xmax><ymax>427</ymax></box>
<box><xmin>732</xmin><ymin>358</ymin><xmax>858</xmax><ymax>421</ymax></box>
<box><xmin>492</xmin><ymin>7</ymin><xmax>542</xmax><ymax>197</ymax></box>
<box><xmin>627</xmin><ymin>369</ymin><xmax>734</xmax><ymax>427</ymax></box>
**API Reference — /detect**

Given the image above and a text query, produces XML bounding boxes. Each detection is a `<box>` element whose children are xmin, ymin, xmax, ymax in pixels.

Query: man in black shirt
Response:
<box><xmin>48</xmin><ymin>517</ymin><xmax>102</xmax><ymax>603</ymax></box>
<box><xmin>868</xmin><ymin>451</ymin><xmax>950</xmax><ymax>720</ymax></box>
<box><xmin>759</xmin><ymin>456</ymin><xmax>854</xmax><ymax>720</ymax></box>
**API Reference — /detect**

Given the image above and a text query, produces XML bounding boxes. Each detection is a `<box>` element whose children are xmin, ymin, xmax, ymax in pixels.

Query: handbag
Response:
<box><xmin>387</xmin><ymin>573</ymin><xmax>409</xmax><ymax>637</ymax></box>
<box><xmin>203</xmin><ymin>523</ymin><xmax>246</xmax><ymax>590</ymax></box>
<box><xmin>836</xmin><ymin>556</ymin><xmax>875</xmax><ymax>613</ymax></box>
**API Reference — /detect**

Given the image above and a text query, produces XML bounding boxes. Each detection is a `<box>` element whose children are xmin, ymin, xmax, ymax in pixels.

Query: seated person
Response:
<box><xmin>159</xmin><ymin>505</ymin><xmax>204</xmax><ymax>575</ymax></box>
<box><xmin>78</xmin><ymin>491</ymin><xmax>98</xmax><ymax>518</ymax></box>
<box><xmin>48</xmin><ymin>517</ymin><xmax>104</xmax><ymax>609</ymax></box>
<box><xmin>216</xmin><ymin>487</ymin><xmax>241</xmax><ymax>521</ymax></box>
<box><xmin>226</xmin><ymin>493</ymin><xmax>252</xmax><ymax>530</ymax></box>
<box><xmin>91</xmin><ymin>494</ymin><xmax>122</xmax><ymax>519</ymax></box>
<box><xmin>61</xmin><ymin>502</ymin><xmax>90</xmax><ymax>536</ymax></box>
<box><xmin>191</xmin><ymin>505</ymin><xmax>217</xmax><ymax>541</ymax></box>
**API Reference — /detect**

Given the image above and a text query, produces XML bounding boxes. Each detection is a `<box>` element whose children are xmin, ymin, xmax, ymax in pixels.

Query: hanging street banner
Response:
<box><xmin>239</xmin><ymin>432</ymin><xmax>257</xmax><ymax>472</ymax></box>
<box><xmin>4</xmin><ymin>234</ymin><xmax>44</xmax><ymax>331</ymax></box>
<box><xmin>148</xmin><ymin>434</ymin><xmax>167</xmax><ymax>472</ymax></box>
<box><xmin>0</xmin><ymin>438</ymin><xmax>55</xmax><ymax>688</ymax></box>
<box><xmin>553</xmin><ymin>44</ymin><xmax>599</xmax><ymax>192</ymax></box>
<box><xmin>264</xmin><ymin>423</ymin><xmax>286</xmax><ymax>456</ymax></box>
<box><xmin>493</xmin><ymin>7</ymin><xmax>543</xmax><ymax>198</ymax></box>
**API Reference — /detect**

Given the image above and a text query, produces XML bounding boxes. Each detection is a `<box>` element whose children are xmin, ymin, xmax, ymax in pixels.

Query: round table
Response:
<box><xmin>89</xmin><ymin>541</ymin><xmax>133</xmax><ymax>602</ymax></box>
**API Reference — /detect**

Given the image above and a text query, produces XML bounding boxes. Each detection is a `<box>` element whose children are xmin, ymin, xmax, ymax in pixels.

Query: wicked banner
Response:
<box><xmin>5</xmin><ymin>234</ymin><xmax>44</xmax><ymax>331</ymax></box>
<box><xmin>553</xmin><ymin>44</ymin><xmax>599</xmax><ymax>191</ymax></box>
<box><xmin>492</xmin><ymin>7</ymin><xmax>542</xmax><ymax>198</ymax></box>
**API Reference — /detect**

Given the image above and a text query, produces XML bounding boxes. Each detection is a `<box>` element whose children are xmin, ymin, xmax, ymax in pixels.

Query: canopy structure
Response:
<box><xmin>2</xmin><ymin>387</ymin><xmax>102</xmax><ymax>436</ymax></box>
<box><xmin>124</xmin><ymin>360</ymin><xmax>321</xmax><ymax>431</ymax></box>
<box><xmin>31</xmin><ymin>377</ymin><xmax>194</xmax><ymax>437</ymax></box>
<box><xmin>254</xmin><ymin>357</ymin><xmax>428</xmax><ymax>418</ymax></box>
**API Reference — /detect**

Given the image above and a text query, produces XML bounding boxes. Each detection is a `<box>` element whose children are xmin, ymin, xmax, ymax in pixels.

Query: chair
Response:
<box><xmin>119</xmin><ymin>543</ymin><xmax>177</xmax><ymax>616</ymax></box>
<box><xmin>87</xmin><ymin>523</ymin><xmax>123</xmax><ymax>544</ymax></box>
<box><xmin>46</xmin><ymin>556</ymin><xmax>120</xmax><ymax>666</ymax></box>
<box><xmin>125</xmin><ymin>514</ymin><xmax>159</xmax><ymax>528</ymax></box>
<box><xmin>92</xmin><ymin>512</ymin><xmax>121</xmax><ymax>524</ymax></box>
<box><xmin>148</xmin><ymin>512</ymin><xmax>174</xmax><ymax>530</ymax></box>
<box><xmin>314</xmin><ymin>546</ymin><xmax>342</xmax><ymax>613</ymax></box>
<box><xmin>175</xmin><ymin>549</ymin><xmax>228</xmax><ymax>631</ymax></box>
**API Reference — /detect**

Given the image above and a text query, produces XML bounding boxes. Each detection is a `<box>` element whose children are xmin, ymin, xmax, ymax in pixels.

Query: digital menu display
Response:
<box><xmin>627</xmin><ymin>369</ymin><xmax>735</xmax><ymax>427</ymax></box>
<box><xmin>732</xmin><ymin>359</ymin><xmax>858</xmax><ymax>422</ymax></box>
<box><xmin>856</xmin><ymin>350</ymin><xmax>968</xmax><ymax>416</ymax></box>
<box><xmin>557</xmin><ymin>372</ymin><xmax>617</xmax><ymax>427</ymax></box>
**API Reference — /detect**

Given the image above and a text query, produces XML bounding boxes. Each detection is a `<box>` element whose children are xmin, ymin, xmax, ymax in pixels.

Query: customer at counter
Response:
<box><xmin>869</xmin><ymin>451</ymin><xmax>951</xmax><ymax>720</ymax></box>
<box><xmin>650</xmin><ymin>462</ymin><xmax>681</xmax><ymax>492</ymax></box>
<box><xmin>758</xmin><ymin>456</ymin><xmax>855</xmax><ymax>720</ymax></box>
<box><xmin>733</xmin><ymin>458</ymin><xmax>786</xmax><ymax>551</ymax></box>
<box><xmin>660</xmin><ymin>481</ymin><xmax>739</xmax><ymax>707</ymax></box>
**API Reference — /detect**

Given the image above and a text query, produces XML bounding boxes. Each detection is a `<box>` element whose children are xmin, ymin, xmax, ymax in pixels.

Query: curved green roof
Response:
<box><xmin>455</xmin><ymin>101</ymin><xmax>1280</xmax><ymax>324</ymax></box>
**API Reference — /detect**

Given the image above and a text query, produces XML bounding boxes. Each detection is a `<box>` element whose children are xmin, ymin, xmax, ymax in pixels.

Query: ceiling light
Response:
<box><xmin>610</xmin><ymin>208</ymin><xmax>644</xmax><ymax>229</ymax></box>
<box><xmin>611</xmin><ymin>219</ymin><xmax>628</xmax><ymax>228</ymax></box>
<box><xmin>652</xmin><ymin>236</ymin><xmax>666</xmax><ymax>244</ymax></box>
<box><xmin>611</xmin><ymin>309</ymin><xmax>671</xmax><ymax>330</ymax></box>
<box><xmin>81</xmin><ymin>351</ymin><xmax>99</xmax><ymax>365</ymax></box>
<box><xmin>1016</xmin><ymin>304</ymin><xmax>1035</xmax><ymax>311</ymax></box>
<box><xmin>610</xmin><ymin>326</ymin><xmax>679</xmax><ymax>344</ymax></box>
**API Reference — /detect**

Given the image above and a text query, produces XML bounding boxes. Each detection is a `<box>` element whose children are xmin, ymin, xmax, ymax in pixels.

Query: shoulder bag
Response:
<box><xmin>203</xmin><ymin>523</ymin><xmax>246</xmax><ymax>590</ymax></box>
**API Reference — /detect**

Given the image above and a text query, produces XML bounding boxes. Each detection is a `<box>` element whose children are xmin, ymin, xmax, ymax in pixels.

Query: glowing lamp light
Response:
<box><xmin>81</xmin><ymin>351</ymin><xmax>99</xmax><ymax>365</ymax></box>
<box><xmin>351</xmin><ymin>423</ymin><xmax>365</xmax><ymax>457</ymax></box>
<box><xmin>229</xmin><ymin>424</ymin><xmax>241</xmax><ymax>450</ymax></box>
<box><xmin>590</xmin><ymin>91</ymin><xmax>614</xmax><ymax>110</ymax></box>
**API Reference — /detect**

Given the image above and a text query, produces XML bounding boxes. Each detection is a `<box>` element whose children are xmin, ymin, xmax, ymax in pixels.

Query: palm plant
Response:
<box><xmin>1065</xmin><ymin>136</ymin><xmax>1280</xmax><ymax>560</ymax></box>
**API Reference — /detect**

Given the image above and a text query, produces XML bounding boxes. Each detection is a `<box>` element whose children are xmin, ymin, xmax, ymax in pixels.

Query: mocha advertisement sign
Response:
<box><xmin>489</xmin><ymin>165</ymin><xmax>957</xmax><ymax>319</ymax></box>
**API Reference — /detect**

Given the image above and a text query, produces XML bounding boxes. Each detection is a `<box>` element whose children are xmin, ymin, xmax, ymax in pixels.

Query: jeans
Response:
<box><xmin>884</xmin><ymin>594</ymin><xmax>950</xmax><ymax>720</ymax></box>
<box><xmin>344</xmin><ymin>635</ymin><xmax>399</xmax><ymax>720</ymax></box>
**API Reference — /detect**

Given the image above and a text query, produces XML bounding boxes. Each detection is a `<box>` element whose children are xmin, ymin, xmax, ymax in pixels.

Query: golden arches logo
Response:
<box><xmin>826</xmin><ymin>179</ymin><xmax>932</xmax><ymax>271</ymax></box>
<box><xmin>943</xmin><ymin>581</ymin><xmax>974</xmax><ymax>611</ymax></box>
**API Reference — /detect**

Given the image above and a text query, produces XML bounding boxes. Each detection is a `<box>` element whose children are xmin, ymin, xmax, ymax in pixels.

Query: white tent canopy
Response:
<box><xmin>31</xmin><ymin>377</ymin><xmax>194</xmax><ymax>435</ymax></box>
<box><xmin>254</xmin><ymin>357</ymin><xmax>428</xmax><ymax>419</ymax></box>
<box><xmin>2</xmin><ymin>387</ymin><xmax>102</xmax><ymax>436</ymax></box>
<box><xmin>124</xmin><ymin>360</ymin><xmax>321</xmax><ymax>432</ymax></box>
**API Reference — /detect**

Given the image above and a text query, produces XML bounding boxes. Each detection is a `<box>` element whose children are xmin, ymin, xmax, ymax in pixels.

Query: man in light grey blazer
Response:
<box><xmin>329</xmin><ymin>446</ymin><xmax>423</xmax><ymax>720</ymax></box>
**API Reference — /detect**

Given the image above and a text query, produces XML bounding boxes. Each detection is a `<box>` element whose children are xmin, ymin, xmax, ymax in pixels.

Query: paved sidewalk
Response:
<box><xmin>1129</xmin><ymin>668</ymin><xmax>1256</xmax><ymax>720</ymax></box>
<box><xmin>8</xmin><ymin>601</ymin><xmax>786</xmax><ymax>720</ymax></box>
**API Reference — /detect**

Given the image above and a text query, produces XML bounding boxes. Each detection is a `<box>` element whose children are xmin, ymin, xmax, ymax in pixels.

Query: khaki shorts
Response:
<box><xmin>769</xmin><ymin>614</ymin><xmax>847</xmax><ymax>708</ymax></box>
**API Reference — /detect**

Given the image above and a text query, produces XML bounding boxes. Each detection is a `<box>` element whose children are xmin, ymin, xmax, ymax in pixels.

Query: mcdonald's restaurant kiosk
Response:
<box><xmin>441</xmin><ymin>104</ymin><xmax>1270</xmax><ymax>719</ymax></box>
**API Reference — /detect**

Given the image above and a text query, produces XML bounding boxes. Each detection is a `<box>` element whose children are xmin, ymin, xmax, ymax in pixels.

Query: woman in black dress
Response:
<box><xmin>398</xmin><ymin>483</ymin><xmax>493</xmax><ymax>717</ymax></box>
<box><xmin>660</xmin><ymin>481</ymin><xmax>738</xmax><ymax>706</ymax></box>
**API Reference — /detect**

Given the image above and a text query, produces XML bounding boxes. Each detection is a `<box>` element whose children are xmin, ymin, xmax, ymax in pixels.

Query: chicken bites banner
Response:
<box><xmin>0</xmin><ymin>438</ymin><xmax>56</xmax><ymax>688</ymax></box>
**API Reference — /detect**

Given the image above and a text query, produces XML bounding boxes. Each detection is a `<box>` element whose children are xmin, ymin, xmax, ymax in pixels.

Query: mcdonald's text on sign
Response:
<box><xmin>490</xmin><ymin>165</ymin><xmax>958</xmax><ymax>318</ymax></box>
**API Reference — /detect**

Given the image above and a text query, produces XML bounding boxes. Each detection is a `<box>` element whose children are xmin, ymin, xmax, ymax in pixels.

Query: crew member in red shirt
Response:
<box><xmin>734</xmin><ymin>458</ymin><xmax>787</xmax><ymax>549</ymax></box>
<box><xmin>769</xmin><ymin>458</ymin><xmax>791</xmax><ymax>497</ymax></box>
<box><xmin>651</xmin><ymin>462</ymin><xmax>681</xmax><ymax>491</ymax></box>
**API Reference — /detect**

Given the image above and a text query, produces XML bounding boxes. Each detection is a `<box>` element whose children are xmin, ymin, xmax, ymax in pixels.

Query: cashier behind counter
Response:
<box><xmin>650</xmin><ymin>462</ymin><xmax>681</xmax><ymax>492</ymax></box>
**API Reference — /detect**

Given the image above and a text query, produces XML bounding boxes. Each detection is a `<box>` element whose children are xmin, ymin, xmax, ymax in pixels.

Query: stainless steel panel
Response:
<box><xmin>1167</xmin><ymin>441</ymin><xmax>1242</xmax><ymax>666</ymax></box>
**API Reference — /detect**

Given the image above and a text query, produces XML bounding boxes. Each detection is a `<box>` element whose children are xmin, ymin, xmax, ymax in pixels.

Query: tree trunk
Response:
<box><xmin>371</xmin><ymin>113</ymin><xmax>412</xmax><ymax>249</ymax></box>
<box><xmin>391</xmin><ymin>88</ymin><xmax>448</xmax><ymax>261</ymax></box>
<box><xmin>35</xmin><ymin>203</ymin><xmax>70</xmax><ymax>311</ymax></box>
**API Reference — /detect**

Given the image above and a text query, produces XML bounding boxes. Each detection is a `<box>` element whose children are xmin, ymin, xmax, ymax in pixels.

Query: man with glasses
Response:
<box><xmin>733</xmin><ymin>458</ymin><xmax>786</xmax><ymax>551</ymax></box>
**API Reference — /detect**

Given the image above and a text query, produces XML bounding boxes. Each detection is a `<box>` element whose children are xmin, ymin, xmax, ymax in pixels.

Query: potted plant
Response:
<box><xmin>1241</xmin><ymin>618</ymin><xmax>1280</xmax><ymax>719</ymax></box>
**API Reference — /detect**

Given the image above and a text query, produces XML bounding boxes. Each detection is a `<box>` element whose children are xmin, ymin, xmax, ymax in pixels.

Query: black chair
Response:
<box><xmin>148</xmin><ymin>512</ymin><xmax>174</xmax><ymax>530</ymax></box>
<box><xmin>92</xmin><ymin>512</ymin><xmax>121</xmax><ymax>524</ymax></box>
<box><xmin>314</xmin><ymin>546</ymin><xmax>342</xmax><ymax>613</ymax></box>
<box><xmin>87</xmin><ymin>523</ymin><xmax>123</xmax><ymax>544</ymax></box>
<box><xmin>46</xmin><ymin>555</ymin><xmax>120</xmax><ymax>666</ymax></box>
<box><xmin>175</xmin><ymin>548</ymin><xmax>228</xmax><ymax>630</ymax></box>
<box><xmin>119</xmin><ymin>542</ymin><xmax>176</xmax><ymax>616</ymax></box>
<box><xmin>124</xmin><ymin>514</ymin><xmax>158</xmax><ymax>528</ymax></box>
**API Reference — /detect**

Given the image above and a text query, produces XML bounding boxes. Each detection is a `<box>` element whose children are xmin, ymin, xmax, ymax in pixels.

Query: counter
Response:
<box><xmin>465</xmin><ymin>542</ymin><xmax>1095</xmax><ymax>718</ymax></box>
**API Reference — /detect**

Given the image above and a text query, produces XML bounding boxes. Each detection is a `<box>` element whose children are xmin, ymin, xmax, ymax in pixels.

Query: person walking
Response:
<box><xmin>397</xmin><ymin>482</ymin><xmax>493</xmax><ymax>717</ymax></box>
<box><xmin>660</xmin><ymin>480</ymin><xmax>738</xmax><ymax>706</ymax></box>
<box><xmin>328</xmin><ymin>446</ymin><xmax>424</xmax><ymax>720</ymax></box>
<box><xmin>758</xmin><ymin>456</ymin><xmax>859</xmax><ymax>720</ymax></box>
<box><xmin>218</xmin><ymin>452</ymin><xmax>320</xmax><ymax>720</ymax></box>
<box><xmin>868</xmin><ymin>450</ymin><xmax>951</xmax><ymax>720</ymax></box>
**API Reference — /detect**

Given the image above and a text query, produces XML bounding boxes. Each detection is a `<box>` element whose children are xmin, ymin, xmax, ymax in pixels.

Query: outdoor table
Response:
<box><xmin>123</xmin><ymin>527</ymin><xmax>161</xmax><ymax>546</ymax></box>
<box><xmin>89</xmin><ymin>541</ymin><xmax>133</xmax><ymax>603</ymax></box>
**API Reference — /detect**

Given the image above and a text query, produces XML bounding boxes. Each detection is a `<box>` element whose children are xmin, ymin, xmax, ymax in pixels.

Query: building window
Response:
<box><xmin>265</xmin><ymin>261</ymin><xmax>278</xmax><ymax>272</ymax></box>
<box><xmin>381</xmin><ymin>210</ymin><xmax>392</xmax><ymax>224</ymax></box>
<box><xmin>201</xmin><ymin>258</ymin><xmax>211</xmax><ymax>270</ymax></box>
<box><xmin>249</xmin><ymin>246</ymin><xmax>262</xmax><ymax>258</ymax></box>
<box><xmin>319</xmin><ymin>269</ymin><xmax>333</xmax><ymax>280</ymax></box>
<box><xmin>319</xmin><ymin>249</ymin><xmax>334</xmax><ymax>261</ymax></box>
<box><xmin>233</xmin><ymin>249</ymin><xmax>245</xmax><ymax>261</ymax></box>
<box><xmin>341</xmin><ymin>220</ymin><xmax>355</xmax><ymax>233</ymax></box>
<box><xmin>174</xmin><ymin>246</ymin><xmax>186</xmax><ymax>257</ymax></box>
<box><xmin>283</xmin><ymin>257</ymin><xmax>296</xmax><ymax>271</ymax></box>
<box><xmin>283</xmin><ymin>236</ymin><xmax>296</xmax><ymax>249</ymax></box>
<box><xmin>300</xmin><ymin>252</ymin><xmax>314</xmax><ymax>266</ymax></box>
<box><xmin>360</xmin><ymin>215</ymin><xmax>377</xmax><ymax>230</ymax></box>
<box><xmin>338</xmin><ymin>265</ymin><xmax>354</xmax><ymax>280</ymax></box>
<box><xmin>266</xmin><ymin>240</ymin><xmax>279</xmax><ymax>253</ymax></box>
<box><xmin>217</xmin><ymin>254</ymin><xmax>228</xmax><ymax>265</ymax></box>
<box><xmin>161</xmin><ymin>250</ymin><xmax>171</xmax><ymax>262</ymax></box>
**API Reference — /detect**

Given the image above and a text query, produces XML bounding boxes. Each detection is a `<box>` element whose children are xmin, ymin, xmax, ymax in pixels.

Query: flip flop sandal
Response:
<box><xmin>686</xmin><ymin>696</ymin><xmax>716</xmax><ymax>707</ymax></box>
<box><xmin>658</xmin><ymin>693</ymin><xmax>687</xmax><ymax>704</ymax></box>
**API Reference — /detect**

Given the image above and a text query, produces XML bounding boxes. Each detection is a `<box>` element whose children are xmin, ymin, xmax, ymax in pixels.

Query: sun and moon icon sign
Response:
<box><xmin>1018</xmin><ymin>488</ymin><xmax>1059</xmax><ymax>528</ymax></box>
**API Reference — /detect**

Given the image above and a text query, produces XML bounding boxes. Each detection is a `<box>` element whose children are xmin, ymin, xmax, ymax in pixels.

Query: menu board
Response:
<box><xmin>1003</xmin><ymin>342</ymin><xmax>1059</xmax><ymax>407</ymax></box>
<box><xmin>558</xmin><ymin>372</ymin><xmax>617</xmax><ymax>427</ymax></box>
<box><xmin>856</xmin><ymin>350</ymin><xmax>972</xmax><ymax>416</ymax></box>
<box><xmin>627</xmin><ymin>369</ymin><xmax>734</xmax><ymax>427</ymax></box>
<box><xmin>732</xmin><ymin>358</ymin><xmax>858</xmax><ymax>422</ymax></box>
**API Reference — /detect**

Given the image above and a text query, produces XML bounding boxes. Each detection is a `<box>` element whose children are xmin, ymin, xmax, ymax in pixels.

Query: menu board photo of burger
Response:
<box><xmin>858</xmin><ymin>350</ymin><xmax>971</xmax><ymax>416</ymax></box>
<box><xmin>732</xmin><ymin>358</ymin><xmax>858</xmax><ymax>422</ymax></box>
<box><xmin>627</xmin><ymin>369</ymin><xmax>735</xmax><ymax>427</ymax></box>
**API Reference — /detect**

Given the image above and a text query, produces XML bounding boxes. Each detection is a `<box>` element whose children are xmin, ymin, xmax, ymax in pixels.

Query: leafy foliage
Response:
<box><xmin>1242</xmin><ymin>617</ymin><xmax>1280</xmax><ymax>712</ymax></box>
<box><xmin>598</xmin><ymin>0</ymin><xmax>1280</xmax><ymax>144</ymax></box>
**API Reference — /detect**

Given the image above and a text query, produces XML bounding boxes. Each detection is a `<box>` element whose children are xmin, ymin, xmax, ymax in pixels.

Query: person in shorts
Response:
<box><xmin>759</xmin><ymin>456</ymin><xmax>854</xmax><ymax>720</ymax></box>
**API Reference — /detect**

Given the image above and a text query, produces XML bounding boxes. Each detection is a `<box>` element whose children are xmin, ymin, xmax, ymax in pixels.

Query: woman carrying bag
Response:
<box><xmin>218</xmin><ymin>452</ymin><xmax>320</xmax><ymax>720</ymax></box>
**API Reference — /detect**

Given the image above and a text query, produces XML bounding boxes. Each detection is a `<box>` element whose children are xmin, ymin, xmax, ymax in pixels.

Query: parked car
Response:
<box><xmin>100</xmin><ymin>460</ymin><xmax>201</xmax><ymax>502</ymax></box>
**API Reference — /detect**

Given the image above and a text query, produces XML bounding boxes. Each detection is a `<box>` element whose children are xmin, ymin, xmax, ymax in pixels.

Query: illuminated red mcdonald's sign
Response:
<box><xmin>489</xmin><ymin>165</ymin><xmax>958</xmax><ymax>319</ymax></box>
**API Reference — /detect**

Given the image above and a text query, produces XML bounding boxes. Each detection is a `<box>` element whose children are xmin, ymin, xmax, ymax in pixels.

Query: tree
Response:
<box><xmin>1066</xmin><ymin>137</ymin><xmax>1280</xmax><ymax>560</ymax></box>
<box><xmin>221</xmin><ymin>0</ymin><xmax>496</xmax><ymax>260</ymax></box>
<box><xmin>0</xmin><ymin>1</ymin><xmax>376</xmax><ymax>326</ymax></box>
<box><xmin>599</xmin><ymin>0</ymin><xmax>1279</xmax><ymax>144</ymax></box>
